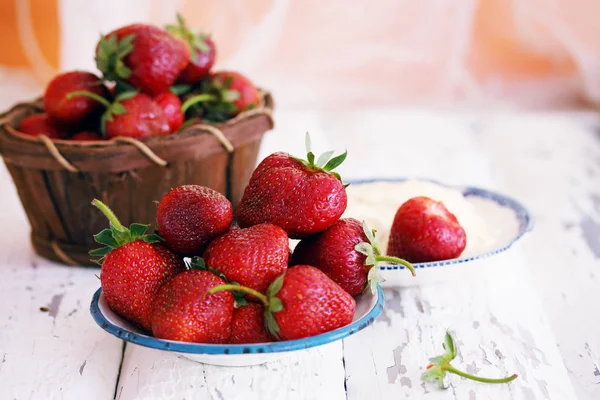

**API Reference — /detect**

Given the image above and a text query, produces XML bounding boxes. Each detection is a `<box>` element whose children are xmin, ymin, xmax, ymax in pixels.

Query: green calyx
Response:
<box><xmin>180</xmin><ymin>76</ymin><xmax>240</xmax><ymax>122</ymax></box>
<box><xmin>95</xmin><ymin>32</ymin><xmax>135</xmax><ymax>82</ymax></box>
<box><xmin>354</xmin><ymin>221</ymin><xmax>416</xmax><ymax>293</ymax></box>
<box><xmin>90</xmin><ymin>199</ymin><xmax>162</xmax><ymax>265</ymax></box>
<box><xmin>189</xmin><ymin>257</ymin><xmax>249</xmax><ymax>306</ymax></box>
<box><xmin>209</xmin><ymin>272</ymin><xmax>286</xmax><ymax>340</ymax></box>
<box><xmin>165</xmin><ymin>13</ymin><xmax>211</xmax><ymax>60</ymax></box>
<box><xmin>67</xmin><ymin>90</ymin><xmax>137</xmax><ymax>136</ymax></box>
<box><xmin>291</xmin><ymin>133</ymin><xmax>348</xmax><ymax>183</ymax></box>
<box><xmin>422</xmin><ymin>332</ymin><xmax>518</xmax><ymax>389</ymax></box>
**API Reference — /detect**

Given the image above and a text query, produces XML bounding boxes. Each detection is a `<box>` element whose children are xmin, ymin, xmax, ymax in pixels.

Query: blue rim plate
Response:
<box><xmin>346</xmin><ymin>178</ymin><xmax>533</xmax><ymax>271</ymax></box>
<box><xmin>90</xmin><ymin>285</ymin><xmax>384</xmax><ymax>355</ymax></box>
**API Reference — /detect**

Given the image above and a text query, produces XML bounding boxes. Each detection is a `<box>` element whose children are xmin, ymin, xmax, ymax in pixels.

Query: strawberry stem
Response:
<box><xmin>376</xmin><ymin>255</ymin><xmax>416</xmax><ymax>276</ymax></box>
<box><xmin>92</xmin><ymin>199</ymin><xmax>126</xmax><ymax>232</ymax></box>
<box><xmin>446</xmin><ymin>365</ymin><xmax>518</xmax><ymax>384</ymax></box>
<box><xmin>209</xmin><ymin>284</ymin><xmax>269</xmax><ymax>307</ymax></box>
<box><xmin>67</xmin><ymin>90</ymin><xmax>112</xmax><ymax>108</ymax></box>
<box><xmin>181</xmin><ymin>94</ymin><xmax>218</xmax><ymax>113</ymax></box>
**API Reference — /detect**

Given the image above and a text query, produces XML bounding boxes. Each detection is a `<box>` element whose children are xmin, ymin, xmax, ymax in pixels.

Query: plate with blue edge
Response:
<box><xmin>90</xmin><ymin>284</ymin><xmax>384</xmax><ymax>367</ymax></box>
<box><xmin>341</xmin><ymin>178</ymin><xmax>533</xmax><ymax>286</ymax></box>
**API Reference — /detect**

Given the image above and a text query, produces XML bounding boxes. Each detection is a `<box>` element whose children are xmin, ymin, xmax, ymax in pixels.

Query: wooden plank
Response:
<box><xmin>0</xmin><ymin>164</ymin><xmax>123</xmax><ymax>400</ymax></box>
<box><xmin>116</xmin><ymin>344</ymin><xmax>346</xmax><ymax>400</ymax></box>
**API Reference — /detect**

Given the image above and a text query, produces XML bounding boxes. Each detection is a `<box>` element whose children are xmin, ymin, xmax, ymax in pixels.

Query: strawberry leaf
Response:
<box><xmin>267</xmin><ymin>274</ymin><xmax>285</xmax><ymax>297</ymax></box>
<box><xmin>189</xmin><ymin>257</ymin><xmax>206</xmax><ymax>270</ymax></box>
<box><xmin>316</xmin><ymin>151</ymin><xmax>334</xmax><ymax>168</ymax></box>
<box><xmin>170</xmin><ymin>84</ymin><xmax>192</xmax><ymax>96</ymax></box>
<box><xmin>129</xmin><ymin>223</ymin><xmax>149</xmax><ymax>239</ymax></box>
<box><xmin>89</xmin><ymin>246</ymin><xmax>112</xmax><ymax>257</ymax></box>
<box><xmin>269</xmin><ymin>297</ymin><xmax>284</xmax><ymax>313</ymax></box>
<box><xmin>264</xmin><ymin>312</ymin><xmax>281</xmax><ymax>340</ymax></box>
<box><xmin>93</xmin><ymin>229</ymin><xmax>119</xmax><ymax>248</ymax></box>
<box><xmin>323</xmin><ymin>150</ymin><xmax>347</xmax><ymax>171</ymax></box>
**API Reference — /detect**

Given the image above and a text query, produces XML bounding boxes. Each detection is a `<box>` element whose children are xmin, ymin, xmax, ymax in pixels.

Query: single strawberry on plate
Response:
<box><xmin>236</xmin><ymin>134</ymin><xmax>348</xmax><ymax>238</ymax></box>
<box><xmin>90</xmin><ymin>199</ymin><xmax>186</xmax><ymax>332</ymax></box>
<box><xmin>211</xmin><ymin>265</ymin><xmax>356</xmax><ymax>341</ymax></box>
<box><xmin>230</xmin><ymin>303</ymin><xmax>272</xmax><ymax>344</ymax></box>
<box><xmin>181</xmin><ymin>71</ymin><xmax>259</xmax><ymax>122</ymax></box>
<box><xmin>154</xmin><ymin>92</ymin><xmax>184</xmax><ymax>133</ymax></box>
<box><xmin>388</xmin><ymin>196</ymin><xmax>467</xmax><ymax>263</ymax></box>
<box><xmin>95</xmin><ymin>24</ymin><xmax>190</xmax><ymax>96</ymax></box>
<box><xmin>151</xmin><ymin>269</ymin><xmax>234</xmax><ymax>343</ymax></box>
<box><xmin>67</xmin><ymin>91</ymin><xmax>170</xmax><ymax>139</ymax></box>
<box><xmin>17</xmin><ymin>114</ymin><xmax>65</xmax><ymax>139</ymax></box>
<box><xmin>156</xmin><ymin>185</ymin><xmax>233</xmax><ymax>256</ymax></box>
<box><xmin>43</xmin><ymin>71</ymin><xmax>108</xmax><ymax>127</ymax></box>
<box><xmin>203</xmin><ymin>223</ymin><xmax>288</xmax><ymax>294</ymax></box>
<box><xmin>165</xmin><ymin>14</ymin><xmax>216</xmax><ymax>84</ymax></box>
<box><xmin>291</xmin><ymin>218</ymin><xmax>415</xmax><ymax>296</ymax></box>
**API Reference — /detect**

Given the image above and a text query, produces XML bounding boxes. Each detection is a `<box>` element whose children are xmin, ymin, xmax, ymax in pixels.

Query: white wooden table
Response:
<box><xmin>1</xmin><ymin>109</ymin><xmax>599</xmax><ymax>400</ymax></box>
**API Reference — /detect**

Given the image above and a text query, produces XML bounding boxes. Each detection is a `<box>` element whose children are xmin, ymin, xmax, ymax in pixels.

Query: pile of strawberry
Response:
<box><xmin>93</xmin><ymin>135</ymin><xmax>467</xmax><ymax>344</ymax></box>
<box><xmin>17</xmin><ymin>15</ymin><xmax>260</xmax><ymax>141</ymax></box>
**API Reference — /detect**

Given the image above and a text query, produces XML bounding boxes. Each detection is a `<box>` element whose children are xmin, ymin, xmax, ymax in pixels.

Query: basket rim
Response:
<box><xmin>0</xmin><ymin>89</ymin><xmax>274</xmax><ymax>149</ymax></box>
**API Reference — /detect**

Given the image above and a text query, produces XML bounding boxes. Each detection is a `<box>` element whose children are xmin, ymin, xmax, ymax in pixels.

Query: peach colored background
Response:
<box><xmin>1</xmin><ymin>0</ymin><xmax>599</xmax><ymax>110</ymax></box>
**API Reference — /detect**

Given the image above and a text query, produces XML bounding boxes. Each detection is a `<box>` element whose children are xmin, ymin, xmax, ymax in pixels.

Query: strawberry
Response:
<box><xmin>151</xmin><ymin>269</ymin><xmax>233</xmax><ymax>343</ymax></box>
<box><xmin>90</xmin><ymin>199</ymin><xmax>186</xmax><ymax>332</ymax></box>
<box><xmin>203</xmin><ymin>223</ymin><xmax>288</xmax><ymax>294</ymax></box>
<box><xmin>291</xmin><ymin>218</ymin><xmax>415</xmax><ymax>296</ymax></box>
<box><xmin>388</xmin><ymin>196</ymin><xmax>467</xmax><ymax>263</ymax></box>
<box><xmin>43</xmin><ymin>71</ymin><xmax>108</xmax><ymax>126</ymax></box>
<box><xmin>18</xmin><ymin>114</ymin><xmax>65</xmax><ymax>139</ymax></box>
<box><xmin>236</xmin><ymin>134</ymin><xmax>348</xmax><ymax>238</ymax></box>
<box><xmin>154</xmin><ymin>92</ymin><xmax>184</xmax><ymax>133</ymax></box>
<box><xmin>71</xmin><ymin>131</ymin><xmax>103</xmax><ymax>141</ymax></box>
<box><xmin>67</xmin><ymin>91</ymin><xmax>170</xmax><ymax>139</ymax></box>
<box><xmin>95</xmin><ymin>24</ymin><xmax>190</xmax><ymax>96</ymax></box>
<box><xmin>181</xmin><ymin>71</ymin><xmax>259</xmax><ymax>122</ymax></box>
<box><xmin>211</xmin><ymin>265</ymin><xmax>355</xmax><ymax>341</ymax></box>
<box><xmin>229</xmin><ymin>303</ymin><xmax>272</xmax><ymax>344</ymax></box>
<box><xmin>165</xmin><ymin>14</ymin><xmax>216</xmax><ymax>84</ymax></box>
<box><xmin>156</xmin><ymin>185</ymin><xmax>233</xmax><ymax>255</ymax></box>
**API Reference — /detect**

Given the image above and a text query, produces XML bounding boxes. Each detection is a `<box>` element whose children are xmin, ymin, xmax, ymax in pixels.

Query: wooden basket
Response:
<box><xmin>0</xmin><ymin>91</ymin><xmax>274</xmax><ymax>267</ymax></box>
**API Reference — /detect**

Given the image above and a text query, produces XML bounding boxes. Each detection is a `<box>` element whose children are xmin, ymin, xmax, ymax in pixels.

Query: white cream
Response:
<box><xmin>342</xmin><ymin>180</ymin><xmax>494</xmax><ymax>258</ymax></box>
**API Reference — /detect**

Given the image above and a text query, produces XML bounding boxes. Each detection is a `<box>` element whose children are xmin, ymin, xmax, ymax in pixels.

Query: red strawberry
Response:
<box><xmin>18</xmin><ymin>114</ymin><xmax>65</xmax><ymax>139</ymax></box>
<box><xmin>71</xmin><ymin>131</ymin><xmax>103</xmax><ymax>141</ymax></box>
<box><xmin>203</xmin><ymin>223</ymin><xmax>288</xmax><ymax>294</ymax></box>
<box><xmin>165</xmin><ymin>14</ymin><xmax>216</xmax><ymax>84</ymax></box>
<box><xmin>151</xmin><ymin>269</ymin><xmax>234</xmax><ymax>343</ymax></box>
<box><xmin>236</xmin><ymin>134</ymin><xmax>348</xmax><ymax>238</ymax></box>
<box><xmin>388</xmin><ymin>196</ymin><xmax>467</xmax><ymax>263</ymax></box>
<box><xmin>229</xmin><ymin>303</ymin><xmax>272</xmax><ymax>344</ymax></box>
<box><xmin>291</xmin><ymin>218</ymin><xmax>415</xmax><ymax>296</ymax></box>
<box><xmin>211</xmin><ymin>265</ymin><xmax>355</xmax><ymax>341</ymax></box>
<box><xmin>43</xmin><ymin>71</ymin><xmax>108</xmax><ymax>126</ymax></box>
<box><xmin>154</xmin><ymin>92</ymin><xmax>184</xmax><ymax>133</ymax></box>
<box><xmin>96</xmin><ymin>24</ymin><xmax>190</xmax><ymax>96</ymax></box>
<box><xmin>67</xmin><ymin>91</ymin><xmax>170</xmax><ymax>139</ymax></box>
<box><xmin>156</xmin><ymin>185</ymin><xmax>233</xmax><ymax>255</ymax></box>
<box><xmin>181</xmin><ymin>71</ymin><xmax>259</xmax><ymax>123</ymax></box>
<box><xmin>90</xmin><ymin>199</ymin><xmax>186</xmax><ymax>332</ymax></box>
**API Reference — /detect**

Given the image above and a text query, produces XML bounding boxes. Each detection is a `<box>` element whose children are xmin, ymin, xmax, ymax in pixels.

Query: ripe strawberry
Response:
<box><xmin>67</xmin><ymin>91</ymin><xmax>170</xmax><ymax>139</ymax></box>
<box><xmin>291</xmin><ymin>218</ymin><xmax>415</xmax><ymax>296</ymax></box>
<box><xmin>181</xmin><ymin>71</ymin><xmax>259</xmax><ymax>122</ymax></box>
<box><xmin>165</xmin><ymin>14</ymin><xmax>216</xmax><ymax>84</ymax></box>
<box><xmin>90</xmin><ymin>199</ymin><xmax>186</xmax><ymax>332</ymax></box>
<box><xmin>18</xmin><ymin>114</ymin><xmax>65</xmax><ymax>139</ymax></box>
<box><xmin>43</xmin><ymin>71</ymin><xmax>108</xmax><ymax>126</ymax></box>
<box><xmin>151</xmin><ymin>269</ymin><xmax>234</xmax><ymax>343</ymax></box>
<box><xmin>203</xmin><ymin>223</ymin><xmax>288</xmax><ymax>294</ymax></box>
<box><xmin>96</xmin><ymin>24</ymin><xmax>190</xmax><ymax>96</ymax></box>
<box><xmin>388</xmin><ymin>196</ymin><xmax>467</xmax><ymax>263</ymax></box>
<box><xmin>156</xmin><ymin>185</ymin><xmax>233</xmax><ymax>255</ymax></box>
<box><xmin>211</xmin><ymin>265</ymin><xmax>355</xmax><ymax>341</ymax></box>
<box><xmin>71</xmin><ymin>131</ymin><xmax>103</xmax><ymax>141</ymax></box>
<box><xmin>154</xmin><ymin>92</ymin><xmax>184</xmax><ymax>133</ymax></box>
<box><xmin>236</xmin><ymin>134</ymin><xmax>348</xmax><ymax>238</ymax></box>
<box><xmin>229</xmin><ymin>303</ymin><xmax>272</xmax><ymax>344</ymax></box>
